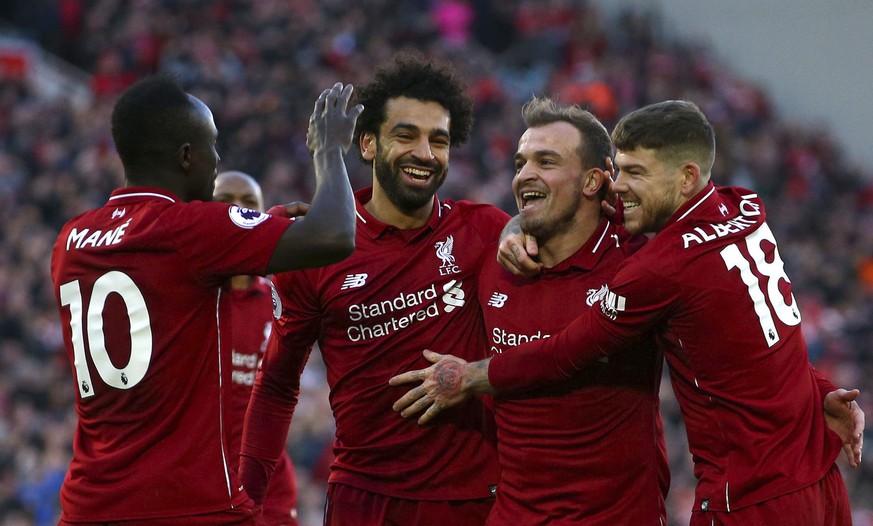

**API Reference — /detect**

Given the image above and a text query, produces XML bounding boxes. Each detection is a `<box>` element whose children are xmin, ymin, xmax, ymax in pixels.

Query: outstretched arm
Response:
<box><xmin>389</xmin><ymin>350</ymin><xmax>494</xmax><ymax>425</ymax></box>
<box><xmin>823</xmin><ymin>388</ymin><xmax>864</xmax><ymax>468</ymax></box>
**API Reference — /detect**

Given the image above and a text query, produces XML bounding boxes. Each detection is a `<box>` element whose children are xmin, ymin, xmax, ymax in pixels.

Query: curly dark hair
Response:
<box><xmin>352</xmin><ymin>51</ymin><xmax>473</xmax><ymax>163</ymax></box>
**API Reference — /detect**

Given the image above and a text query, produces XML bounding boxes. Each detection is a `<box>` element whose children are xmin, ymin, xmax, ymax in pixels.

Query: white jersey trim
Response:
<box><xmin>215</xmin><ymin>288</ymin><xmax>234</xmax><ymax>502</ymax></box>
<box><xmin>591</xmin><ymin>221</ymin><xmax>611</xmax><ymax>253</ymax></box>
<box><xmin>108</xmin><ymin>192</ymin><xmax>176</xmax><ymax>203</ymax></box>
<box><xmin>676</xmin><ymin>185</ymin><xmax>716</xmax><ymax>222</ymax></box>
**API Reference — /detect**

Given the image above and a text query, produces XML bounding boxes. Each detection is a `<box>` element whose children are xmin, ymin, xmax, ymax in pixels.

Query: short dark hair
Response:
<box><xmin>352</xmin><ymin>51</ymin><xmax>473</xmax><ymax>161</ymax></box>
<box><xmin>521</xmin><ymin>96</ymin><xmax>612</xmax><ymax>170</ymax></box>
<box><xmin>611</xmin><ymin>100</ymin><xmax>716</xmax><ymax>173</ymax></box>
<box><xmin>111</xmin><ymin>74</ymin><xmax>202</xmax><ymax>169</ymax></box>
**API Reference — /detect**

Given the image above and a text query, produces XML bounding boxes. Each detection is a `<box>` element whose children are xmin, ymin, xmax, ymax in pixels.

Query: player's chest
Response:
<box><xmin>317</xmin><ymin>230</ymin><xmax>487</xmax><ymax>316</ymax></box>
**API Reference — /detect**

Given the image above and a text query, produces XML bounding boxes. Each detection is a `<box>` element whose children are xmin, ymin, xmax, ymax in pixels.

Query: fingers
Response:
<box><xmin>423</xmin><ymin>350</ymin><xmax>445</xmax><ymax>363</ymax></box>
<box><xmin>312</xmin><ymin>88</ymin><xmax>329</xmax><ymax>118</ymax></box>
<box><xmin>388</xmin><ymin>368</ymin><xmax>425</xmax><ymax>387</ymax></box>
<box><xmin>418</xmin><ymin>402</ymin><xmax>443</xmax><ymax>425</ymax></box>
<box><xmin>392</xmin><ymin>384</ymin><xmax>427</xmax><ymax>413</ymax></box>
<box><xmin>283</xmin><ymin>201</ymin><xmax>310</xmax><ymax>218</ymax></box>
<box><xmin>524</xmin><ymin>233</ymin><xmax>539</xmax><ymax>257</ymax></box>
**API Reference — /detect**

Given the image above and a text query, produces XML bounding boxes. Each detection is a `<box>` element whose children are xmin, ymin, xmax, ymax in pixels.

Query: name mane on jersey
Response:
<box><xmin>346</xmin><ymin>281</ymin><xmax>465</xmax><ymax>342</ymax></box>
<box><xmin>680</xmin><ymin>195</ymin><xmax>762</xmax><ymax>249</ymax></box>
<box><xmin>65</xmin><ymin>219</ymin><xmax>132</xmax><ymax>250</ymax></box>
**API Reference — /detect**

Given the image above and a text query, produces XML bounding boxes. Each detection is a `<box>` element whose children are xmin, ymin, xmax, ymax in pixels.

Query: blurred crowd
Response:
<box><xmin>1</xmin><ymin>1</ymin><xmax>871</xmax><ymax>524</ymax></box>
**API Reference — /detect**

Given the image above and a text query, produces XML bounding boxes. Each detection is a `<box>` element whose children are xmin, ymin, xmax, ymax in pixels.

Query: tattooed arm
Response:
<box><xmin>389</xmin><ymin>350</ymin><xmax>494</xmax><ymax>425</ymax></box>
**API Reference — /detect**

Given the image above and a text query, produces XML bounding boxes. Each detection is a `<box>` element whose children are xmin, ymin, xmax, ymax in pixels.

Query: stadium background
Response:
<box><xmin>0</xmin><ymin>1</ymin><xmax>871</xmax><ymax>524</ymax></box>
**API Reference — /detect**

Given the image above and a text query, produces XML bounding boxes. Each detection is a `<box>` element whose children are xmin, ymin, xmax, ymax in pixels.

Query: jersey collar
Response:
<box><xmin>354</xmin><ymin>187</ymin><xmax>443</xmax><ymax>243</ymax></box>
<box><xmin>108</xmin><ymin>186</ymin><xmax>180</xmax><ymax>204</ymax></box>
<box><xmin>542</xmin><ymin>217</ymin><xmax>617</xmax><ymax>274</ymax></box>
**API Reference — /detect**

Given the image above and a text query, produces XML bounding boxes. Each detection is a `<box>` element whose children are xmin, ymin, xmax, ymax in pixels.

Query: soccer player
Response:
<box><xmin>478</xmin><ymin>96</ymin><xmax>668</xmax><ymax>524</ymax></box>
<box><xmin>392</xmin><ymin>100</ymin><xmax>864</xmax><ymax>526</ymax></box>
<box><xmin>239</xmin><ymin>53</ymin><xmax>506</xmax><ymax>525</ymax></box>
<box><xmin>213</xmin><ymin>171</ymin><xmax>300</xmax><ymax>526</ymax></box>
<box><xmin>51</xmin><ymin>75</ymin><xmax>360</xmax><ymax>525</ymax></box>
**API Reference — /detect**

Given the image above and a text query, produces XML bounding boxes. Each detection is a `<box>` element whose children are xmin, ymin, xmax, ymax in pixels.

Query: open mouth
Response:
<box><xmin>520</xmin><ymin>190</ymin><xmax>546</xmax><ymax>210</ymax></box>
<box><xmin>622</xmin><ymin>200</ymin><xmax>640</xmax><ymax>212</ymax></box>
<box><xmin>402</xmin><ymin>166</ymin><xmax>432</xmax><ymax>182</ymax></box>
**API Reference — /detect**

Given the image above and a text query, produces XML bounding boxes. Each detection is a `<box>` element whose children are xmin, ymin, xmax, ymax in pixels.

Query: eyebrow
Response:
<box><xmin>515</xmin><ymin>149</ymin><xmax>563</xmax><ymax>162</ymax></box>
<box><xmin>390</xmin><ymin>122</ymin><xmax>450</xmax><ymax>139</ymax></box>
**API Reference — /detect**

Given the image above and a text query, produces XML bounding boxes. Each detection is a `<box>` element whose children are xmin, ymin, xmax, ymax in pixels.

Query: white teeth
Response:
<box><xmin>623</xmin><ymin>201</ymin><xmax>640</xmax><ymax>209</ymax></box>
<box><xmin>521</xmin><ymin>191</ymin><xmax>546</xmax><ymax>200</ymax></box>
<box><xmin>404</xmin><ymin>168</ymin><xmax>430</xmax><ymax>179</ymax></box>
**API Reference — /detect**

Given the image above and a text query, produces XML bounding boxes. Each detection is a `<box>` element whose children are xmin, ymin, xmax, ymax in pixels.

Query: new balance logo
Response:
<box><xmin>341</xmin><ymin>273</ymin><xmax>368</xmax><ymax>290</ymax></box>
<box><xmin>111</xmin><ymin>208</ymin><xmax>126</xmax><ymax>219</ymax></box>
<box><xmin>487</xmin><ymin>292</ymin><xmax>508</xmax><ymax>308</ymax></box>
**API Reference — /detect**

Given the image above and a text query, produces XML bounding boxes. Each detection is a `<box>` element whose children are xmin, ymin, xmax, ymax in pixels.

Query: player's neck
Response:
<box><xmin>364</xmin><ymin>189</ymin><xmax>433</xmax><ymax>230</ymax></box>
<box><xmin>538</xmin><ymin>217</ymin><xmax>600</xmax><ymax>268</ymax></box>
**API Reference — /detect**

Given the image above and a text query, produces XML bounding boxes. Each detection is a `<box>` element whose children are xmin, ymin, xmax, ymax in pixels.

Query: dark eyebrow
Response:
<box><xmin>515</xmin><ymin>149</ymin><xmax>563</xmax><ymax>162</ymax></box>
<box><xmin>390</xmin><ymin>122</ymin><xmax>450</xmax><ymax>140</ymax></box>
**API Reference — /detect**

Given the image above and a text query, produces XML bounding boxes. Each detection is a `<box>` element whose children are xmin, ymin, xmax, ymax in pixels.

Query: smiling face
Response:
<box><xmin>613</xmin><ymin>147</ymin><xmax>687</xmax><ymax>234</ymax></box>
<box><xmin>362</xmin><ymin>97</ymin><xmax>450</xmax><ymax>217</ymax></box>
<box><xmin>512</xmin><ymin>121</ymin><xmax>586</xmax><ymax>240</ymax></box>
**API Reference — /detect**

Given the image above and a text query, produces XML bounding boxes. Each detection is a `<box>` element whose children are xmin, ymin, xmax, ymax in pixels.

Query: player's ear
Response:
<box><xmin>679</xmin><ymin>163</ymin><xmax>701</xmax><ymax>196</ymax></box>
<box><xmin>178</xmin><ymin>143</ymin><xmax>192</xmax><ymax>170</ymax></box>
<box><xmin>582</xmin><ymin>167</ymin><xmax>606</xmax><ymax>198</ymax></box>
<box><xmin>360</xmin><ymin>133</ymin><xmax>377</xmax><ymax>161</ymax></box>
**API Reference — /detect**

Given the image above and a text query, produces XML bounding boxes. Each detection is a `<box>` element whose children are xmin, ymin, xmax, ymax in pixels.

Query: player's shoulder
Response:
<box><xmin>439</xmin><ymin>198</ymin><xmax>510</xmax><ymax>229</ymax></box>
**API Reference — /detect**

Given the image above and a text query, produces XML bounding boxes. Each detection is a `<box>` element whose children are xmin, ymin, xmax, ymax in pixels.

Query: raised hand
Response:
<box><xmin>306</xmin><ymin>82</ymin><xmax>364</xmax><ymax>156</ymax></box>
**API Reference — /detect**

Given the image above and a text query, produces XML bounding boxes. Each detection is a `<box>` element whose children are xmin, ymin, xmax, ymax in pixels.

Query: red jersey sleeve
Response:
<box><xmin>489</xmin><ymin>259</ymin><xmax>672</xmax><ymax>392</ymax></box>
<box><xmin>239</xmin><ymin>269</ymin><xmax>321</xmax><ymax>505</ymax></box>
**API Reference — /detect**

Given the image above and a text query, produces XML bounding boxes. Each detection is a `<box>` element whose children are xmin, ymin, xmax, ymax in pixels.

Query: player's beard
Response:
<box><xmin>373</xmin><ymin>143</ymin><xmax>447</xmax><ymax>215</ymax></box>
<box><xmin>519</xmin><ymin>180</ymin><xmax>583</xmax><ymax>241</ymax></box>
<box><xmin>624</xmin><ymin>190</ymin><xmax>681</xmax><ymax>235</ymax></box>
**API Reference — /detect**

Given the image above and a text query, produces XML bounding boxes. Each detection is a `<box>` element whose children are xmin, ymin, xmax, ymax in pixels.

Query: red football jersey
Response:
<box><xmin>51</xmin><ymin>187</ymin><xmax>290</xmax><ymax>521</ymax></box>
<box><xmin>478</xmin><ymin>218</ymin><xmax>667</xmax><ymax>525</ymax></box>
<box><xmin>490</xmin><ymin>183</ymin><xmax>842</xmax><ymax>513</ymax></box>
<box><xmin>242</xmin><ymin>188</ymin><xmax>506</xmax><ymax>501</ymax></box>
<box><xmin>227</xmin><ymin>277</ymin><xmax>298</xmax><ymax>523</ymax></box>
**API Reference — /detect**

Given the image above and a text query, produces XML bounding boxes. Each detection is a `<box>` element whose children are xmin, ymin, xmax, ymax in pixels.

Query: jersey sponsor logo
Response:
<box><xmin>228</xmin><ymin>205</ymin><xmax>270</xmax><ymax>229</ymax></box>
<box><xmin>341</xmin><ymin>273</ymin><xmax>369</xmax><ymax>290</ymax></box>
<box><xmin>586</xmin><ymin>284</ymin><xmax>609</xmax><ymax>306</ymax></box>
<box><xmin>434</xmin><ymin>235</ymin><xmax>460</xmax><ymax>275</ymax></box>
<box><xmin>441</xmin><ymin>279</ymin><xmax>465</xmax><ymax>312</ymax></box>
<box><xmin>490</xmin><ymin>327</ymin><xmax>550</xmax><ymax>354</ymax></box>
<box><xmin>487</xmin><ymin>292</ymin><xmax>508</xmax><ymax>308</ymax></box>
<box><xmin>345</xmin><ymin>279</ymin><xmax>467</xmax><ymax>342</ymax></box>
<box><xmin>600</xmin><ymin>287</ymin><xmax>626</xmax><ymax>320</ymax></box>
<box><xmin>65</xmin><ymin>219</ymin><xmax>132</xmax><ymax>251</ymax></box>
<box><xmin>111</xmin><ymin>207</ymin><xmax>126</xmax><ymax>219</ymax></box>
